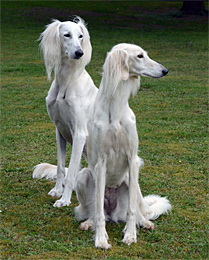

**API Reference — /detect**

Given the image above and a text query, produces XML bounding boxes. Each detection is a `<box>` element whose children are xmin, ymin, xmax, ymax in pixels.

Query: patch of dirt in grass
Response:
<box><xmin>14</xmin><ymin>6</ymin><xmax>208</xmax><ymax>29</ymax></box>
<box><xmin>20</xmin><ymin>6</ymin><xmax>104</xmax><ymax>23</ymax></box>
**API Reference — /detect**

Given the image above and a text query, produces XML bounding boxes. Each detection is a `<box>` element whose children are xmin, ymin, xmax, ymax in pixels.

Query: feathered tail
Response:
<box><xmin>143</xmin><ymin>194</ymin><xmax>172</xmax><ymax>220</ymax></box>
<box><xmin>32</xmin><ymin>163</ymin><xmax>67</xmax><ymax>180</ymax></box>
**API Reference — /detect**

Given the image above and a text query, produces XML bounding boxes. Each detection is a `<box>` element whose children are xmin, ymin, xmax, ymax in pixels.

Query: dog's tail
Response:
<box><xmin>32</xmin><ymin>163</ymin><xmax>67</xmax><ymax>180</ymax></box>
<box><xmin>143</xmin><ymin>195</ymin><xmax>172</xmax><ymax>220</ymax></box>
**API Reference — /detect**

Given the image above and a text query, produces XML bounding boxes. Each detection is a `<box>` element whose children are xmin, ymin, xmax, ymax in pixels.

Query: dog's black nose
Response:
<box><xmin>75</xmin><ymin>49</ymin><xmax>84</xmax><ymax>59</ymax></box>
<box><xmin>162</xmin><ymin>69</ymin><xmax>168</xmax><ymax>76</ymax></box>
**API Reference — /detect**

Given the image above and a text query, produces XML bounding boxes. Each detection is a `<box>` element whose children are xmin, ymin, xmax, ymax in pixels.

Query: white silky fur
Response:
<box><xmin>74</xmin><ymin>43</ymin><xmax>171</xmax><ymax>249</ymax></box>
<box><xmin>32</xmin><ymin>17</ymin><xmax>98</xmax><ymax>207</ymax></box>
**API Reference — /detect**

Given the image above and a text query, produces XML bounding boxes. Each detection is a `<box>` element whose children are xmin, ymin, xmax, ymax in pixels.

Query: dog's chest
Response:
<box><xmin>102</xmin><ymin>126</ymin><xmax>129</xmax><ymax>186</ymax></box>
<box><xmin>46</xmin><ymin>80</ymin><xmax>94</xmax><ymax>138</ymax></box>
<box><xmin>98</xmin><ymin>118</ymin><xmax>138</xmax><ymax>187</ymax></box>
<box><xmin>46</xmin><ymin>96</ymin><xmax>75</xmax><ymax>140</ymax></box>
<box><xmin>103</xmin><ymin>124</ymin><xmax>130</xmax><ymax>157</ymax></box>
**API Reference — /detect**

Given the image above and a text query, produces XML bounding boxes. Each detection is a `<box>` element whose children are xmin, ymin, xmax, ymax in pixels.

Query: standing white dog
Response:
<box><xmin>33</xmin><ymin>17</ymin><xmax>98</xmax><ymax>207</ymax></box>
<box><xmin>74</xmin><ymin>43</ymin><xmax>171</xmax><ymax>249</ymax></box>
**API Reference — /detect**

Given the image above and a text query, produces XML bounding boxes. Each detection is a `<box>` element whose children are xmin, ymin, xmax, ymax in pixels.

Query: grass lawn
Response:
<box><xmin>1</xmin><ymin>1</ymin><xmax>208</xmax><ymax>259</ymax></box>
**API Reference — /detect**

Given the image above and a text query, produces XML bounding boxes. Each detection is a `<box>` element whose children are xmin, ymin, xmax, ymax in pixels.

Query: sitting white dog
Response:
<box><xmin>74</xmin><ymin>43</ymin><xmax>171</xmax><ymax>249</ymax></box>
<box><xmin>32</xmin><ymin>17</ymin><xmax>98</xmax><ymax>208</ymax></box>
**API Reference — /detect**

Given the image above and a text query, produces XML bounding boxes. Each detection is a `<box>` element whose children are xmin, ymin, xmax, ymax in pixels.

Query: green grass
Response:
<box><xmin>1</xmin><ymin>1</ymin><xmax>208</xmax><ymax>259</ymax></box>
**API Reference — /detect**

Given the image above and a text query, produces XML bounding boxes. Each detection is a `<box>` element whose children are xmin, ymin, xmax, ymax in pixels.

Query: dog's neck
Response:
<box><xmin>98</xmin><ymin>77</ymin><xmax>140</xmax><ymax>124</ymax></box>
<box><xmin>55</xmin><ymin>57</ymin><xmax>86</xmax><ymax>87</ymax></box>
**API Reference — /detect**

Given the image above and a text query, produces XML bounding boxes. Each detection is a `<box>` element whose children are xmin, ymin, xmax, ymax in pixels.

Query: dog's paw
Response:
<box><xmin>142</xmin><ymin>220</ymin><xmax>154</xmax><ymax>230</ymax></box>
<box><xmin>95</xmin><ymin>230</ymin><xmax>111</xmax><ymax>249</ymax></box>
<box><xmin>122</xmin><ymin>230</ymin><xmax>137</xmax><ymax>245</ymax></box>
<box><xmin>53</xmin><ymin>198</ymin><xmax>71</xmax><ymax>207</ymax></box>
<box><xmin>80</xmin><ymin>219</ymin><xmax>93</xmax><ymax>230</ymax></box>
<box><xmin>122</xmin><ymin>234</ymin><xmax>137</xmax><ymax>245</ymax></box>
<box><xmin>48</xmin><ymin>187</ymin><xmax>63</xmax><ymax>198</ymax></box>
<box><xmin>95</xmin><ymin>239</ymin><xmax>112</xmax><ymax>250</ymax></box>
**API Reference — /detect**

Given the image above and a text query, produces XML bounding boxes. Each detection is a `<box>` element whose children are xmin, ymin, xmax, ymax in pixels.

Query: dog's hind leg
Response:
<box><xmin>48</xmin><ymin>129</ymin><xmax>66</xmax><ymax>198</ymax></box>
<box><xmin>74</xmin><ymin>168</ymin><xmax>95</xmax><ymax>230</ymax></box>
<box><xmin>136</xmin><ymin>183</ymin><xmax>155</xmax><ymax>230</ymax></box>
<box><xmin>74</xmin><ymin>168</ymin><xmax>94</xmax><ymax>221</ymax></box>
<box><xmin>80</xmin><ymin>218</ymin><xmax>94</xmax><ymax>230</ymax></box>
<box><xmin>122</xmin><ymin>156</ymin><xmax>154</xmax><ymax>245</ymax></box>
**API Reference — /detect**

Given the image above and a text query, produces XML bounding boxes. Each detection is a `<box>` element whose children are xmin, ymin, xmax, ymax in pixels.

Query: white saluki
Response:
<box><xmin>74</xmin><ymin>43</ymin><xmax>171</xmax><ymax>249</ymax></box>
<box><xmin>32</xmin><ymin>17</ymin><xmax>98</xmax><ymax>207</ymax></box>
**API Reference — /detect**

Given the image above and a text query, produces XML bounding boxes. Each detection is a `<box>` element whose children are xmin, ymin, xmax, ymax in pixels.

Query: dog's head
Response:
<box><xmin>59</xmin><ymin>17</ymin><xmax>92</xmax><ymax>62</ymax></box>
<box><xmin>101</xmin><ymin>43</ymin><xmax>168</xmax><ymax>97</ymax></box>
<box><xmin>39</xmin><ymin>17</ymin><xmax>92</xmax><ymax>80</ymax></box>
<box><xmin>59</xmin><ymin>21</ymin><xmax>84</xmax><ymax>60</ymax></box>
<box><xmin>111</xmin><ymin>43</ymin><xmax>168</xmax><ymax>79</ymax></box>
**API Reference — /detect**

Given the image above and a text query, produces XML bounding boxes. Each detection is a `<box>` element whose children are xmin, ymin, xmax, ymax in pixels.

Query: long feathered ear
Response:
<box><xmin>74</xmin><ymin>16</ymin><xmax>92</xmax><ymax>66</ymax></box>
<box><xmin>38</xmin><ymin>20</ymin><xmax>61</xmax><ymax>81</ymax></box>
<box><xmin>102</xmin><ymin>49</ymin><xmax>129</xmax><ymax>97</ymax></box>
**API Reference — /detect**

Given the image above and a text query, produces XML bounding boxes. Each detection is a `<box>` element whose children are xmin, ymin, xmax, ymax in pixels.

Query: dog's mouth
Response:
<box><xmin>142</xmin><ymin>72</ymin><xmax>168</xmax><ymax>79</ymax></box>
<box><xmin>73</xmin><ymin>56</ymin><xmax>82</xmax><ymax>60</ymax></box>
<box><xmin>142</xmin><ymin>73</ymin><xmax>162</xmax><ymax>78</ymax></box>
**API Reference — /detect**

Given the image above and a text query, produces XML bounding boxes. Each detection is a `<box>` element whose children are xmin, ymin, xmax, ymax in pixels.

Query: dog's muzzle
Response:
<box><xmin>74</xmin><ymin>49</ymin><xmax>84</xmax><ymax>59</ymax></box>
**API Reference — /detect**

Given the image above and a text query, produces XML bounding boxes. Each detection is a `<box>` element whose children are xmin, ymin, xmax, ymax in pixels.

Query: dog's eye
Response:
<box><xmin>79</xmin><ymin>35</ymin><xmax>83</xmax><ymax>39</ymax></box>
<box><xmin>137</xmin><ymin>54</ymin><xmax>144</xmax><ymax>58</ymax></box>
<box><xmin>64</xmin><ymin>34</ymin><xmax>71</xmax><ymax>38</ymax></box>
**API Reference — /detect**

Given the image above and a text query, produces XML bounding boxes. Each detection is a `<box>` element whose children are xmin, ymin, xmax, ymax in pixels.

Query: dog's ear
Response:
<box><xmin>74</xmin><ymin>17</ymin><xmax>92</xmax><ymax>66</ymax></box>
<box><xmin>119</xmin><ymin>50</ymin><xmax>129</xmax><ymax>81</ymax></box>
<box><xmin>102</xmin><ymin>49</ymin><xmax>129</xmax><ymax>97</ymax></box>
<box><xmin>38</xmin><ymin>20</ymin><xmax>61</xmax><ymax>81</ymax></box>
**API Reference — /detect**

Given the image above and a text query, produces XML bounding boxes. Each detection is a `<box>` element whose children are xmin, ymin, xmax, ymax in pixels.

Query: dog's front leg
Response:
<box><xmin>53</xmin><ymin>133</ymin><xmax>86</xmax><ymax>207</ymax></box>
<box><xmin>122</xmin><ymin>156</ymin><xmax>139</xmax><ymax>245</ymax></box>
<box><xmin>48</xmin><ymin>129</ymin><xmax>66</xmax><ymax>198</ymax></box>
<box><xmin>95</xmin><ymin>158</ymin><xmax>111</xmax><ymax>249</ymax></box>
